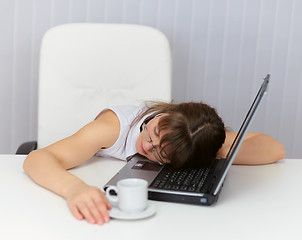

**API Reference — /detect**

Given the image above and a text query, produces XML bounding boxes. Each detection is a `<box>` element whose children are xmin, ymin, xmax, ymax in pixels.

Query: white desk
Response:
<box><xmin>0</xmin><ymin>154</ymin><xmax>301</xmax><ymax>240</ymax></box>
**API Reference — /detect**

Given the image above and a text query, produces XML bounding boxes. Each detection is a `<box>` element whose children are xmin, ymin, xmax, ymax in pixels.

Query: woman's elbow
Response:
<box><xmin>23</xmin><ymin>150</ymin><xmax>39</xmax><ymax>172</ymax></box>
<box><xmin>269</xmin><ymin>142</ymin><xmax>286</xmax><ymax>164</ymax></box>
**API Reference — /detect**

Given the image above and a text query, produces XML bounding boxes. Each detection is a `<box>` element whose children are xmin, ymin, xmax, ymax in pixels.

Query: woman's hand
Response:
<box><xmin>65</xmin><ymin>182</ymin><xmax>112</xmax><ymax>225</ymax></box>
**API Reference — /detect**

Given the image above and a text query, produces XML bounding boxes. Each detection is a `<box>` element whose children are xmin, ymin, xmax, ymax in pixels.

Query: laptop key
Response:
<box><xmin>150</xmin><ymin>166</ymin><xmax>210</xmax><ymax>193</ymax></box>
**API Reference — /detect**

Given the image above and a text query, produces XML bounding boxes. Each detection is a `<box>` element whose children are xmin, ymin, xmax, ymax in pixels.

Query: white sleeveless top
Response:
<box><xmin>95</xmin><ymin>104</ymin><xmax>149</xmax><ymax>161</ymax></box>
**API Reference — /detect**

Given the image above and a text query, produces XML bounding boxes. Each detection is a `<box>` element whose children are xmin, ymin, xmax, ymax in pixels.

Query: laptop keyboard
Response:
<box><xmin>150</xmin><ymin>166</ymin><xmax>210</xmax><ymax>193</ymax></box>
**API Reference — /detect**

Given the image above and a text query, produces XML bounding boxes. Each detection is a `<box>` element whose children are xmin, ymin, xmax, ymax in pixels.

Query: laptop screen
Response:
<box><xmin>213</xmin><ymin>74</ymin><xmax>270</xmax><ymax>195</ymax></box>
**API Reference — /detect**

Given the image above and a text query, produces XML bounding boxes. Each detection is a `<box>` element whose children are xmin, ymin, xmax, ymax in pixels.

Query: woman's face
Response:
<box><xmin>135</xmin><ymin>115</ymin><xmax>170</xmax><ymax>164</ymax></box>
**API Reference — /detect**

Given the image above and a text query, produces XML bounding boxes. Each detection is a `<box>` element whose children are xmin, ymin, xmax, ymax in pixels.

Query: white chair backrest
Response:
<box><xmin>38</xmin><ymin>23</ymin><xmax>171</xmax><ymax>148</ymax></box>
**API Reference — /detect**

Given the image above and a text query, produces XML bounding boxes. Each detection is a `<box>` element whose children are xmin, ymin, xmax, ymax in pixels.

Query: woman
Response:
<box><xmin>23</xmin><ymin>101</ymin><xmax>285</xmax><ymax>225</ymax></box>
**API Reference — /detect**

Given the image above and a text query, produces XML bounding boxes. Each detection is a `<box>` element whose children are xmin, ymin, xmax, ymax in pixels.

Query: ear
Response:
<box><xmin>139</xmin><ymin>113</ymin><xmax>158</xmax><ymax>132</ymax></box>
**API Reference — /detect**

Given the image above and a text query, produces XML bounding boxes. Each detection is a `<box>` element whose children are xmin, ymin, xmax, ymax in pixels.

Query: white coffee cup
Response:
<box><xmin>105</xmin><ymin>178</ymin><xmax>148</xmax><ymax>214</ymax></box>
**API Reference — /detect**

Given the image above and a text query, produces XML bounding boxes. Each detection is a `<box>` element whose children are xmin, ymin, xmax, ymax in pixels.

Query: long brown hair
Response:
<box><xmin>134</xmin><ymin>102</ymin><xmax>226</xmax><ymax>169</ymax></box>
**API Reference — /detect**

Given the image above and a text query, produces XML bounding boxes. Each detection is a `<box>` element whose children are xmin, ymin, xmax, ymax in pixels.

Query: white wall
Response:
<box><xmin>0</xmin><ymin>0</ymin><xmax>301</xmax><ymax>158</ymax></box>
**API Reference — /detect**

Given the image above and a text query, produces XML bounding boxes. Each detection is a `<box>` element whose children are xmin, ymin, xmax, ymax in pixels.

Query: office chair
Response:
<box><xmin>17</xmin><ymin>23</ymin><xmax>171</xmax><ymax>154</ymax></box>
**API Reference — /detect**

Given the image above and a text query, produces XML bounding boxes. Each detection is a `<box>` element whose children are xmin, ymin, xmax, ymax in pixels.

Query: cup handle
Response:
<box><xmin>105</xmin><ymin>186</ymin><xmax>118</xmax><ymax>207</ymax></box>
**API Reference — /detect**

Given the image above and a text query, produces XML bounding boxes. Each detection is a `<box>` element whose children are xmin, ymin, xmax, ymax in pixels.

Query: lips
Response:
<box><xmin>141</xmin><ymin>142</ymin><xmax>147</xmax><ymax>155</ymax></box>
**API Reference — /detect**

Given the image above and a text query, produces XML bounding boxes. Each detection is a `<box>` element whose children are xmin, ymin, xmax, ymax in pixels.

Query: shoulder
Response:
<box><xmin>99</xmin><ymin>104</ymin><xmax>147</xmax><ymax>124</ymax></box>
<box><xmin>90</xmin><ymin>109</ymin><xmax>120</xmax><ymax>148</ymax></box>
<box><xmin>95</xmin><ymin>108</ymin><xmax>119</xmax><ymax>123</ymax></box>
<box><xmin>36</xmin><ymin>109</ymin><xmax>121</xmax><ymax>170</ymax></box>
<box><xmin>59</xmin><ymin>109</ymin><xmax>121</xmax><ymax>152</ymax></box>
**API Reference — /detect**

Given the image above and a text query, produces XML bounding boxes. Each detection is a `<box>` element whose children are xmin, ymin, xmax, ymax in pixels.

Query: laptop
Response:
<box><xmin>104</xmin><ymin>74</ymin><xmax>270</xmax><ymax>206</ymax></box>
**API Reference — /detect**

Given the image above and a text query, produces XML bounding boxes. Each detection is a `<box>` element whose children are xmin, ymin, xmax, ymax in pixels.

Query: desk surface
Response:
<box><xmin>0</xmin><ymin>154</ymin><xmax>301</xmax><ymax>240</ymax></box>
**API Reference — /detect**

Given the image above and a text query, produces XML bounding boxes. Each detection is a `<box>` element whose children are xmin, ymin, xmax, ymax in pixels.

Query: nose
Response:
<box><xmin>151</xmin><ymin>138</ymin><xmax>160</xmax><ymax>147</ymax></box>
<box><xmin>144</xmin><ymin>141</ymin><xmax>154</xmax><ymax>151</ymax></box>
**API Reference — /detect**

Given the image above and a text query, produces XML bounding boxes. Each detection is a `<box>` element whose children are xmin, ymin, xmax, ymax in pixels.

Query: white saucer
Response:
<box><xmin>109</xmin><ymin>204</ymin><xmax>156</xmax><ymax>220</ymax></box>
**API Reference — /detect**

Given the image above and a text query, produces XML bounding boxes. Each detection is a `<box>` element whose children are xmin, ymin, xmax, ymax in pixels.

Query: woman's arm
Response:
<box><xmin>217</xmin><ymin>132</ymin><xmax>285</xmax><ymax>165</ymax></box>
<box><xmin>23</xmin><ymin>110</ymin><xmax>120</xmax><ymax>225</ymax></box>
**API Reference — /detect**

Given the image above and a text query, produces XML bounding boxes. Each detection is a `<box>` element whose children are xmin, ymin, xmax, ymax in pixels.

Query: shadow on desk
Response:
<box><xmin>221</xmin><ymin>160</ymin><xmax>286</xmax><ymax>203</ymax></box>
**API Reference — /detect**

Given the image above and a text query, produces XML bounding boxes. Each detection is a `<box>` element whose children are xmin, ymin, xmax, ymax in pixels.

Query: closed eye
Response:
<box><xmin>153</xmin><ymin>126</ymin><xmax>160</xmax><ymax>137</ymax></box>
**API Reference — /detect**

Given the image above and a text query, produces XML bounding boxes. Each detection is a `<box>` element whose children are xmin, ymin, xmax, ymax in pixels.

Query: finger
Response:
<box><xmin>87</xmin><ymin>201</ymin><xmax>105</xmax><ymax>225</ymax></box>
<box><xmin>92</xmin><ymin>191</ymin><xmax>111</xmax><ymax>224</ymax></box>
<box><xmin>78</xmin><ymin>202</ymin><xmax>96</xmax><ymax>224</ymax></box>
<box><xmin>102</xmin><ymin>193</ymin><xmax>112</xmax><ymax>209</ymax></box>
<box><xmin>69</xmin><ymin>203</ymin><xmax>84</xmax><ymax>221</ymax></box>
<box><xmin>94</xmin><ymin>199</ymin><xmax>110</xmax><ymax>223</ymax></box>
